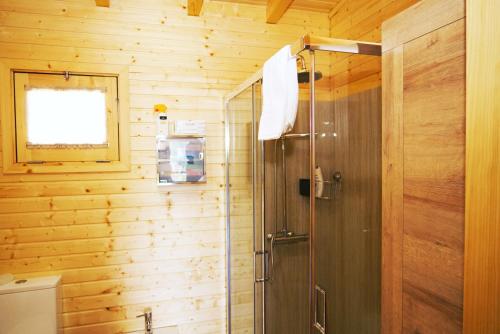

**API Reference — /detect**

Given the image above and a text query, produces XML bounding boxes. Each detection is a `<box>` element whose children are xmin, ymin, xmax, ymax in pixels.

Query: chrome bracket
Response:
<box><xmin>314</xmin><ymin>285</ymin><xmax>327</xmax><ymax>333</ymax></box>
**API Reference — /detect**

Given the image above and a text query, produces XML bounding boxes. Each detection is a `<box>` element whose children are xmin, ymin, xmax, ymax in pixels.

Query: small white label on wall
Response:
<box><xmin>173</xmin><ymin>120</ymin><xmax>206</xmax><ymax>136</ymax></box>
<box><xmin>157</xmin><ymin>113</ymin><xmax>169</xmax><ymax>138</ymax></box>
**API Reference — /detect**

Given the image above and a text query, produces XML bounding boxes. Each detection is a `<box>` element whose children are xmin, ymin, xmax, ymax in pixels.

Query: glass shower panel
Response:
<box><xmin>227</xmin><ymin>85</ymin><xmax>255</xmax><ymax>334</ymax></box>
<box><xmin>262</xmin><ymin>51</ymin><xmax>311</xmax><ymax>334</ymax></box>
<box><xmin>313</xmin><ymin>50</ymin><xmax>382</xmax><ymax>333</ymax></box>
<box><xmin>226</xmin><ymin>73</ymin><xmax>311</xmax><ymax>334</ymax></box>
<box><xmin>253</xmin><ymin>81</ymin><xmax>264</xmax><ymax>334</ymax></box>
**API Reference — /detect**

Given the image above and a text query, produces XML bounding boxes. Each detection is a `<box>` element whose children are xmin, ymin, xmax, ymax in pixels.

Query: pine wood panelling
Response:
<box><xmin>382</xmin><ymin>0</ymin><xmax>465</xmax><ymax>332</ymax></box>
<box><xmin>329</xmin><ymin>0</ymin><xmax>418</xmax><ymax>99</ymax></box>
<box><xmin>381</xmin><ymin>0</ymin><xmax>464</xmax><ymax>52</ymax></box>
<box><xmin>216</xmin><ymin>0</ymin><xmax>340</xmax><ymax>13</ymax></box>
<box><xmin>0</xmin><ymin>1</ymin><xmax>329</xmax><ymax>333</ymax></box>
<box><xmin>464</xmin><ymin>0</ymin><xmax>500</xmax><ymax>332</ymax></box>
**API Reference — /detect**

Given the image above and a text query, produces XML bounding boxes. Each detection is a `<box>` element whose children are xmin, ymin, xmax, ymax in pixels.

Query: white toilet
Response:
<box><xmin>0</xmin><ymin>275</ymin><xmax>62</xmax><ymax>334</ymax></box>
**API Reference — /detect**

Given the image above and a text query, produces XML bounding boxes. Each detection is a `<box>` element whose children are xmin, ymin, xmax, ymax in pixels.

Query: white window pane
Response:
<box><xmin>26</xmin><ymin>88</ymin><xmax>107</xmax><ymax>145</ymax></box>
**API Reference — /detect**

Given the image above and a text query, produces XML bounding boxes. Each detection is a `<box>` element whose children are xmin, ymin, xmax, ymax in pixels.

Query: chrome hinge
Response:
<box><xmin>314</xmin><ymin>285</ymin><xmax>327</xmax><ymax>333</ymax></box>
<box><xmin>27</xmin><ymin>160</ymin><xmax>45</xmax><ymax>164</ymax></box>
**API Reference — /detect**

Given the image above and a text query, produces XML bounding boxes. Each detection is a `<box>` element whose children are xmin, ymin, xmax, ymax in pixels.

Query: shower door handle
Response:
<box><xmin>254</xmin><ymin>250</ymin><xmax>269</xmax><ymax>283</ymax></box>
<box><xmin>314</xmin><ymin>285</ymin><xmax>326</xmax><ymax>333</ymax></box>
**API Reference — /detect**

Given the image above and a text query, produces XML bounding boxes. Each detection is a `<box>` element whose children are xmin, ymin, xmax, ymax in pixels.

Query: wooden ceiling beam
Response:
<box><xmin>95</xmin><ymin>0</ymin><xmax>110</xmax><ymax>7</ymax></box>
<box><xmin>187</xmin><ymin>0</ymin><xmax>204</xmax><ymax>16</ymax></box>
<box><xmin>266</xmin><ymin>0</ymin><xmax>294</xmax><ymax>23</ymax></box>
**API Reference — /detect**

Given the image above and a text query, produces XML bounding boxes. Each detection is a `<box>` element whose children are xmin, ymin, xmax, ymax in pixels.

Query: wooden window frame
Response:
<box><xmin>0</xmin><ymin>60</ymin><xmax>130</xmax><ymax>174</ymax></box>
<box><xmin>14</xmin><ymin>72</ymin><xmax>119</xmax><ymax>163</ymax></box>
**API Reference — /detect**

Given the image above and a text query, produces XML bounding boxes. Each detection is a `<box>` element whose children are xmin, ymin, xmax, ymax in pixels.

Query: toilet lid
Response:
<box><xmin>0</xmin><ymin>275</ymin><xmax>61</xmax><ymax>295</ymax></box>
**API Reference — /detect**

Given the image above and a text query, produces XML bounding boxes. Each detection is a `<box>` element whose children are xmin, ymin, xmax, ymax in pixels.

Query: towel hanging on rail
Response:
<box><xmin>258</xmin><ymin>45</ymin><xmax>298</xmax><ymax>140</ymax></box>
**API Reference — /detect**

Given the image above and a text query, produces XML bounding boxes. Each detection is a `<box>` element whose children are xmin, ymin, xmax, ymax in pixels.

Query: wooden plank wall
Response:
<box><xmin>464</xmin><ymin>0</ymin><xmax>500</xmax><ymax>332</ymax></box>
<box><xmin>0</xmin><ymin>1</ymin><xmax>329</xmax><ymax>333</ymax></box>
<box><xmin>381</xmin><ymin>0</ymin><xmax>466</xmax><ymax>333</ymax></box>
<box><xmin>328</xmin><ymin>0</ymin><xmax>418</xmax><ymax>100</ymax></box>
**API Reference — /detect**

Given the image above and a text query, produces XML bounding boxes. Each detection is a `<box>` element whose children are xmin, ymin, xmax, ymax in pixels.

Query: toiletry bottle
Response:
<box><xmin>315</xmin><ymin>166</ymin><xmax>324</xmax><ymax>198</ymax></box>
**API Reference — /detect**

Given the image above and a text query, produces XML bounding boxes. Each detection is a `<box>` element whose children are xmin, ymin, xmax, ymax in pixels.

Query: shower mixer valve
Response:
<box><xmin>333</xmin><ymin>171</ymin><xmax>342</xmax><ymax>195</ymax></box>
<box><xmin>266</xmin><ymin>230</ymin><xmax>294</xmax><ymax>240</ymax></box>
<box><xmin>136</xmin><ymin>307</ymin><xmax>153</xmax><ymax>334</ymax></box>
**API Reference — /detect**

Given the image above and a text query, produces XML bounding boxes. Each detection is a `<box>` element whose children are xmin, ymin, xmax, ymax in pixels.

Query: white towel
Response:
<box><xmin>258</xmin><ymin>45</ymin><xmax>298</xmax><ymax>141</ymax></box>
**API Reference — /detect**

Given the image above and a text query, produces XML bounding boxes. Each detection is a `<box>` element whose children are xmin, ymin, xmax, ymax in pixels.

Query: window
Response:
<box><xmin>14</xmin><ymin>72</ymin><xmax>119</xmax><ymax>163</ymax></box>
<box><xmin>25</xmin><ymin>88</ymin><xmax>107</xmax><ymax>146</ymax></box>
<box><xmin>0</xmin><ymin>62</ymin><xmax>129</xmax><ymax>173</ymax></box>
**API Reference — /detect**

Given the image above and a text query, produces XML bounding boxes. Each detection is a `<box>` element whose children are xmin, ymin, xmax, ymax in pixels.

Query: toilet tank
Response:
<box><xmin>0</xmin><ymin>275</ymin><xmax>62</xmax><ymax>334</ymax></box>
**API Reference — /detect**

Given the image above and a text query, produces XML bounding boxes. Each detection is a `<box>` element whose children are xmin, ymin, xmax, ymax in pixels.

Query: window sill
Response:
<box><xmin>2</xmin><ymin>160</ymin><xmax>130</xmax><ymax>174</ymax></box>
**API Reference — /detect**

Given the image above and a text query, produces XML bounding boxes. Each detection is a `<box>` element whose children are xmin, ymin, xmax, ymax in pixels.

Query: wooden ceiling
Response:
<box><xmin>191</xmin><ymin>0</ymin><xmax>340</xmax><ymax>23</ymax></box>
<box><xmin>94</xmin><ymin>0</ymin><xmax>110</xmax><ymax>7</ymax></box>
<box><xmin>94</xmin><ymin>0</ymin><xmax>338</xmax><ymax>24</ymax></box>
<box><xmin>216</xmin><ymin>0</ymin><xmax>340</xmax><ymax>13</ymax></box>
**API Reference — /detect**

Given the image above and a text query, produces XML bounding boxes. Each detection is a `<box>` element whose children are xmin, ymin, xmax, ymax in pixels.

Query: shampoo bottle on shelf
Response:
<box><xmin>315</xmin><ymin>165</ymin><xmax>324</xmax><ymax>198</ymax></box>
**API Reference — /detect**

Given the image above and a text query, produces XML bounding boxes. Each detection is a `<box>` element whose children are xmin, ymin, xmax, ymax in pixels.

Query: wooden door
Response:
<box><xmin>381</xmin><ymin>0</ymin><xmax>466</xmax><ymax>332</ymax></box>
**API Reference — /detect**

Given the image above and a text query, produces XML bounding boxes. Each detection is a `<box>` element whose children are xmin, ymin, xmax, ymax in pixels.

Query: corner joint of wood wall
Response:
<box><xmin>266</xmin><ymin>0</ymin><xmax>294</xmax><ymax>24</ymax></box>
<box><xmin>187</xmin><ymin>0</ymin><xmax>204</xmax><ymax>16</ymax></box>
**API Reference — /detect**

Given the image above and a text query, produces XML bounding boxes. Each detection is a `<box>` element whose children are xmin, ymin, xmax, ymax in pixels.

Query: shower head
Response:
<box><xmin>296</xmin><ymin>54</ymin><xmax>323</xmax><ymax>83</ymax></box>
<box><xmin>297</xmin><ymin>54</ymin><xmax>307</xmax><ymax>72</ymax></box>
<box><xmin>297</xmin><ymin>70</ymin><xmax>323</xmax><ymax>83</ymax></box>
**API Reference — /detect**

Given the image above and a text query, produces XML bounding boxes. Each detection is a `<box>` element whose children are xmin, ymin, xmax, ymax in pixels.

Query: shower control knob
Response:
<box><xmin>333</xmin><ymin>171</ymin><xmax>342</xmax><ymax>196</ymax></box>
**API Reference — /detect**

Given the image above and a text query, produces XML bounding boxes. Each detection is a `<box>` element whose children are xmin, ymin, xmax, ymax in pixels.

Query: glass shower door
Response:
<box><xmin>254</xmin><ymin>75</ymin><xmax>311</xmax><ymax>334</ymax></box>
<box><xmin>312</xmin><ymin>50</ymin><xmax>382</xmax><ymax>333</ymax></box>
<box><xmin>253</xmin><ymin>81</ymin><xmax>264</xmax><ymax>334</ymax></box>
<box><xmin>227</xmin><ymin>85</ymin><xmax>255</xmax><ymax>334</ymax></box>
<box><xmin>261</xmin><ymin>73</ymin><xmax>311</xmax><ymax>334</ymax></box>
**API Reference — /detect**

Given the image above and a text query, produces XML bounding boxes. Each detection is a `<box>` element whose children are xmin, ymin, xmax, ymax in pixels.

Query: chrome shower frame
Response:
<box><xmin>224</xmin><ymin>34</ymin><xmax>381</xmax><ymax>334</ymax></box>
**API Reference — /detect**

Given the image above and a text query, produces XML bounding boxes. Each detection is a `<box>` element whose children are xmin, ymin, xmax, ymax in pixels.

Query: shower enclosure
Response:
<box><xmin>225</xmin><ymin>35</ymin><xmax>382</xmax><ymax>334</ymax></box>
